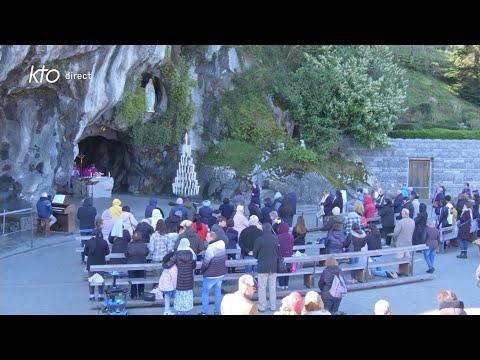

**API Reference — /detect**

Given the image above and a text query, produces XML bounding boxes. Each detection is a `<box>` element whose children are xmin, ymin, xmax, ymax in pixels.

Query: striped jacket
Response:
<box><xmin>201</xmin><ymin>239</ymin><xmax>227</xmax><ymax>278</ymax></box>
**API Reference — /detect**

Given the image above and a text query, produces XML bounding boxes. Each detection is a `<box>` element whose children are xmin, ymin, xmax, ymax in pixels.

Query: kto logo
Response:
<box><xmin>28</xmin><ymin>65</ymin><xmax>60</xmax><ymax>83</ymax></box>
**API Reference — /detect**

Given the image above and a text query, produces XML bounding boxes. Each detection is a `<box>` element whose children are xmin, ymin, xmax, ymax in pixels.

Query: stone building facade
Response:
<box><xmin>342</xmin><ymin>138</ymin><xmax>480</xmax><ymax>199</ymax></box>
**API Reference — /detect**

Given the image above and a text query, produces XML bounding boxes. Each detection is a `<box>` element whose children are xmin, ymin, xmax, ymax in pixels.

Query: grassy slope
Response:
<box><xmin>403</xmin><ymin>69</ymin><xmax>480</xmax><ymax>129</ymax></box>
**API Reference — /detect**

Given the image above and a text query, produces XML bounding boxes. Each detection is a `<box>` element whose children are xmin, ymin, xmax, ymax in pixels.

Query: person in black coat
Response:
<box><xmin>259</xmin><ymin>198</ymin><xmax>276</xmax><ymax>224</ymax></box>
<box><xmin>135</xmin><ymin>219</ymin><xmax>154</xmax><ymax>243</ymax></box>
<box><xmin>379</xmin><ymin>198</ymin><xmax>395</xmax><ymax>246</ymax></box>
<box><xmin>456</xmin><ymin>203</ymin><xmax>473</xmax><ymax>259</ymax></box>
<box><xmin>322</xmin><ymin>190</ymin><xmax>335</xmax><ymax>219</ymax></box>
<box><xmin>393</xmin><ymin>190</ymin><xmax>404</xmax><ymax>216</ymax></box>
<box><xmin>413</xmin><ymin>203</ymin><xmax>428</xmax><ymax>246</ymax></box>
<box><xmin>253</xmin><ymin>223</ymin><xmax>280</xmax><ymax>312</ymax></box>
<box><xmin>84</xmin><ymin>222</ymin><xmax>110</xmax><ymax>302</ymax></box>
<box><xmin>239</xmin><ymin>218</ymin><xmax>264</xmax><ymax>274</ymax></box>
<box><xmin>318</xmin><ymin>256</ymin><xmax>343</xmax><ymax>314</ymax></box>
<box><xmin>248</xmin><ymin>201</ymin><xmax>262</xmax><ymax>220</ymax></box>
<box><xmin>331</xmin><ymin>190</ymin><xmax>344</xmax><ymax>214</ymax></box>
<box><xmin>218</xmin><ymin>198</ymin><xmax>235</xmax><ymax>219</ymax></box>
<box><xmin>401</xmin><ymin>197</ymin><xmax>415</xmax><ymax>220</ymax></box>
<box><xmin>77</xmin><ymin>198</ymin><xmax>97</xmax><ymax>263</ymax></box>
<box><xmin>125</xmin><ymin>231</ymin><xmax>150</xmax><ymax>299</ymax></box>
<box><xmin>278</xmin><ymin>199</ymin><xmax>295</xmax><ymax>227</ymax></box>
<box><xmin>285</xmin><ymin>192</ymin><xmax>297</xmax><ymax>216</ymax></box>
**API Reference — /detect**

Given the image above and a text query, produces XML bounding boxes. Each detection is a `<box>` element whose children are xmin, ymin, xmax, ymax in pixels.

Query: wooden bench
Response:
<box><xmin>438</xmin><ymin>225</ymin><xmax>457</xmax><ymax>252</ymax></box>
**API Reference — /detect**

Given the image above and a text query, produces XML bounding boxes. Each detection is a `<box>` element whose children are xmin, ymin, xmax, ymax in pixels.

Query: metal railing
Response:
<box><xmin>2</xmin><ymin>208</ymin><xmax>34</xmax><ymax>237</ymax></box>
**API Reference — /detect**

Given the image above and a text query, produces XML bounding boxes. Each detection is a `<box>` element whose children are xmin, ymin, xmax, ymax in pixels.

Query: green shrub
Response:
<box><xmin>389</xmin><ymin>128</ymin><xmax>480</xmax><ymax>139</ymax></box>
<box><xmin>200</xmin><ymin>140</ymin><xmax>263</xmax><ymax>178</ymax></box>
<box><xmin>118</xmin><ymin>76</ymin><xmax>145</xmax><ymax>126</ymax></box>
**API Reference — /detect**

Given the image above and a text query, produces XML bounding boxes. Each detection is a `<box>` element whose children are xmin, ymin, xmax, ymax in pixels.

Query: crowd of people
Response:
<box><xmin>56</xmin><ymin>178</ymin><xmax>479</xmax><ymax>315</ymax></box>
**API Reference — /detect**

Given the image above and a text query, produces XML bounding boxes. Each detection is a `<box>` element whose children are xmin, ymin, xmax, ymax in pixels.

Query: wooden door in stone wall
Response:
<box><xmin>408</xmin><ymin>158</ymin><xmax>431</xmax><ymax>199</ymax></box>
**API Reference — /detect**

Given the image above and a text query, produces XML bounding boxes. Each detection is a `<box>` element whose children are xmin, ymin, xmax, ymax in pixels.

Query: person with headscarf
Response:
<box><xmin>101</xmin><ymin>209</ymin><xmax>114</xmax><ymax>242</ymax></box>
<box><xmin>149</xmin><ymin>208</ymin><xmax>163</xmax><ymax>231</ymax></box>
<box><xmin>233</xmin><ymin>205</ymin><xmax>249</xmax><ymax>236</ymax></box>
<box><xmin>109</xmin><ymin>198</ymin><xmax>122</xmax><ymax>221</ymax></box>
<box><xmin>301</xmin><ymin>291</ymin><xmax>331</xmax><ymax>315</ymax></box>
<box><xmin>169</xmin><ymin>198</ymin><xmax>188</xmax><ymax>220</ymax></box>
<box><xmin>274</xmin><ymin>292</ymin><xmax>303</xmax><ymax>315</ymax></box>
<box><xmin>108</xmin><ymin>218</ymin><xmax>131</xmax><ymax>264</ymax></box>
<box><xmin>145</xmin><ymin>197</ymin><xmax>164</xmax><ymax>219</ymax></box>
<box><xmin>163</xmin><ymin>238</ymin><xmax>197</xmax><ymax>315</ymax></box>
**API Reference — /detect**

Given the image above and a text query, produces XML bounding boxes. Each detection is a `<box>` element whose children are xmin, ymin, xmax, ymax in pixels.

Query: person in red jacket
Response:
<box><xmin>364</xmin><ymin>195</ymin><xmax>376</xmax><ymax>219</ymax></box>
<box><xmin>192</xmin><ymin>216</ymin><xmax>208</xmax><ymax>247</ymax></box>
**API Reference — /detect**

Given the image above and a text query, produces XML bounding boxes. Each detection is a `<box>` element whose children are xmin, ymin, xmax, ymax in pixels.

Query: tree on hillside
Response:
<box><xmin>287</xmin><ymin>45</ymin><xmax>408</xmax><ymax>156</ymax></box>
<box><xmin>447</xmin><ymin>45</ymin><xmax>480</xmax><ymax>106</ymax></box>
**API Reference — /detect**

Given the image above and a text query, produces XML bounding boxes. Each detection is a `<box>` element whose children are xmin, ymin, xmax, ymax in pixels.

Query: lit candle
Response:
<box><xmin>108</xmin><ymin>171</ymin><xmax>110</xmax><ymax>177</ymax></box>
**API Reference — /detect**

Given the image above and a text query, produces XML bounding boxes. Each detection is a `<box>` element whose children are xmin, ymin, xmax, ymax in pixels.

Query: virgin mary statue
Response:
<box><xmin>145</xmin><ymin>78</ymin><xmax>155</xmax><ymax>113</ymax></box>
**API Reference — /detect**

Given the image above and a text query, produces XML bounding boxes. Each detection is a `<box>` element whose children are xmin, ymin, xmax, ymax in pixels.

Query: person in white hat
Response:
<box><xmin>36</xmin><ymin>192</ymin><xmax>57</xmax><ymax>228</ymax></box>
<box><xmin>374</xmin><ymin>299</ymin><xmax>392</xmax><ymax>315</ymax></box>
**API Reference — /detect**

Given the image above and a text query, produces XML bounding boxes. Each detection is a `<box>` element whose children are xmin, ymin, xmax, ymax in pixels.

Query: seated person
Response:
<box><xmin>36</xmin><ymin>192</ymin><xmax>57</xmax><ymax>228</ymax></box>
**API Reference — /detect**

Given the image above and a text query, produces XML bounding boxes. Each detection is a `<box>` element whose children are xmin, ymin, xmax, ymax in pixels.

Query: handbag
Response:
<box><xmin>277</xmin><ymin>257</ymin><xmax>288</xmax><ymax>273</ymax></box>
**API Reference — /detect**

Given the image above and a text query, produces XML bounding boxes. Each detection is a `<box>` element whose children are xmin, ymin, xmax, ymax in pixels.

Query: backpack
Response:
<box><xmin>329</xmin><ymin>274</ymin><xmax>348</xmax><ymax>298</ymax></box>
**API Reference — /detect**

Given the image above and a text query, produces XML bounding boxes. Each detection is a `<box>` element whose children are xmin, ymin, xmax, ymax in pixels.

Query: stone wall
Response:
<box><xmin>341</xmin><ymin>138</ymin><xmax>480</xmax><ymax>199</ymax></box>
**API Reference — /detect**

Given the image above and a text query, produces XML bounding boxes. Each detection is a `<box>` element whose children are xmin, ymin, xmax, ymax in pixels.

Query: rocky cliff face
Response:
<box><xmin>0</xmin><ymin>45</ymin><xmax>166</xmax><ymax>208</ymax></box>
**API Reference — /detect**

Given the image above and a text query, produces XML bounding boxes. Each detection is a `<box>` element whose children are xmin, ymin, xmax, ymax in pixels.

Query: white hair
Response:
<box><xmin>401</xmin><ymin>208</ymin><xmax>410</xmax><ymax>218</ymax></box>
<box><xmin>374</xmin><ymin>300</ymin><xmax>391</xmax><ymax>315</ymax></box>
<box><xmin>236</xmin><ymin>205</ymin><xmax>244</xmax><ymax>213</ymax></box>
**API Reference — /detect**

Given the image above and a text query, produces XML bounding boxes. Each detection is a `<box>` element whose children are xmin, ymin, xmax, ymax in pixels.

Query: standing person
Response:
<box><xmin>331</xmin><ymin>189</ymin><xmax>344</xmax><ymax>214</ymax></box>
<box><xmin>109</xmin><ymin>198</ymin><xmax>123</xmax><ymax>221</ymax></box>
<box><xmin>77</xmin><ymin>198</ymin><xmax>97</xmax><ymax>264</ymax></box>
<box><xmin>199</xmin><ymin>200</ymin><xmax>215</xmax><ymax>230</ymax></box>
<box><xmin>149</xmin><ymin>209</ymin><xmax>164</xmax><ymax>231</ymax></box>
<box><xmin>278</xmin><ymin>199</ymin><xmax>294</xmax><ymax>227</ymax></box>
<box><xmin>301</xmin><ymin>291</ymin><xmax>331</xmax><ymax>315</ymax></box>
<box><xmin>221</xmin><ymin>274</ymin><xmax>259</xmax><ymax>315</ymax></box>
<box><xmin>277</xmin><ymin>222</ymin><xmax>294</xmax><ymax>290</ymax></box>
<box><xmin>145</xmin><ymin>197</ymin><xmax>164</xmax><ymax>219</ymax></box>
<box><xmin>231</xmin><ymin>189</ymin><xmax>246</xmax><ymax>208</ymax></box>
<box><xmin>375</xmin><ymin>188</ymin><xmax>386</xmax><ymax>209</ymax></box>
<box><xmin>250</xmin><ymin>180</ymin><xmax>261</xmax><ymax>206</ymax></box>
<box><xmin>148</xmin><ymin>219</ymin><xmax>171</xmax><ymax>278</ymax></box>
<box><xmin>273</xmin><ymin>192</ymin><xmax>283</xmax><ymax>211</ymax></box>
<box><xmin>413</xmin><ymin>203</ymin><xmax>428</xmax><ymax>246</ymax></box>
<box><xmin>198</xmin><ymin>231</ymin><xmax>227</xmax><ymax>315</ymax></box>
<box><xmin>393</xmin><ymin>190</ymin><xmax>404</xmax><ymax>217</ymax></box>
<box><xmin>253</xmin><ymin>223</ymin><xmax>280</xmax><ymax>312</ymax></box>
<box><xmin>158</xmin><ymin>252</ymin><xmax>177</xmax><ymax>315</ymax></box>
<box><xmin>218</xmin><ymin>198</ymin><xmax>235</xmax><ymax>220</ymax></box>
<box><xmin>125</xmin><ymin>231</ymin><xmax>149</xmax><ymax>300</ymax></box>
<box><xmin>120</xmin><ymin>206</ymin><xmax>138</xmax><ymax>236</ymax></box>
<box><xmin>163</xmin><ymin>238</ymin><xmax>197</xmax><ymax>315</ymax></box>
<box><xmin>84</xmin><ymin>221</ymin><xmax>110</xmax><ymax>302</ymax></box>
<box><xmin>432</xmin><ymin>184</ymin><xmax>446</xmax><ymax>215</ymax></box>
<box><xmin>319</xmin><ymin>190</ymin><xmax>334</xmax><ymax>225</ymax></box>
<box><xmin>173</xmin><ymin>220</ymin><xmax>203</xmax><ymax>255</ymax></box>
<box><xmin>400</xmin><ymin>183</ymin><xmax>409</xmax><ymax>198</ymax></box>
<box><xmin>379</xmin><ymin>198</ymin><xmax>395</xmax><ymax>246</ymax></box>
<box><xmin>462</xmin><ymin>183</ymin><xmax>472</xmax><ymax>199</ymax></box>
<box><xmin>248</xmin><ymin>200</ymin><xmax>262</xmax><ymax>220</ymax></box>
<box><xmin>108</xmin><ymin>218</ymin><xmax>131</xmax><ymax>265</ymax></box>
<box><xmin>285</xmin><ymin>192</ymin><xmax>297</xmax><ymax>217</ymax></box>
<box><xmin>211</xmin><ymin>217</ymin><xmax>229</xmax><ymax>249</ymax></box>
<box><xmin>233</xmin><ymin>205</ymin><xmax>249</xmax><ymax>236</ymax></box>
<box><xmin>224</xmin><ymin>218</ymin><xmax>239</xmax><ymax>273</ymax></box>
<box><xmin>100</xmin><ymin>209</ymin><xmax>114</xmax><ymax>242</ymax></box>
<box><xmin>292</xmin><ymin>216</ymin><xmax>307</xmax><ymax>252</ymax></box>
<box><xmin>401</xmin><ymin>197</ymin><xmax>415</xmax><ymax>219</ymax></box>
<box><xmin>239</xmin><ymin>216</ymin><xmax>264</xmax><ymax>275</ymax></box>
<box><xmin>182</xmin><ymin>196</ymin><xmax>196</xmax><ymax>221</ymax></box>
<box><xmin>456</xmin><ymin>202</ymin><xmax>473</xmax><ymax>259</ymax></box>
<box><xmin>392</xmin><ymin>208</ymin><xmax>415</xmax><ymax>257</ymax></box>
<box><xmin>424</xmin><ymin>219</ymin><xmax>440</xmax><ymax>273</ymax></box>
<box><xmin>260</xmin><ymin>198</ymin><xmax>276</xmax><ymax>224</ymax></box>
<box><xmin>135</xmin><ymin>218</ymin><xmax>154</xmax><ymax>243</ymax></box>
<box><xmin>318</xmin><ymin>256</ymin><xmax>344</xmax><ymax>315</ymax></box>
<box><xmin>36</xmin><ymin>192</ymin><xmax>56</xmax><ymax>228</ymax></box>
<box><xmin>356</xmin><ymin>188</ymin><xmax>365</xmax><ymax>204</ymax></box>
<box><xmin>364</xmin><ymin>195</ymin><xmax>375</xmax><ymax>219</ymax></box>
<box><xmin>411</xmin><ymin>193</ymin><xmax>420</xmax><ymax>218</ymax></box>
<box><xmin>374</xmin><ymin>300</ymin><xmax>392</xmax><ymax>315</ymax></box>
<box><xmin>192</xmin><ymin>216</ymin><xmax>208</xmax><ymax>247</ymax></box>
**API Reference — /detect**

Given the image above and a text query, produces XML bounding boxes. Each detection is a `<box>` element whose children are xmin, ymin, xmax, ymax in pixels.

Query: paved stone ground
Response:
<box><xmin>1</xmin><ymin>194</ymin><xmax>479</xmax><ymax>315</ymax></box>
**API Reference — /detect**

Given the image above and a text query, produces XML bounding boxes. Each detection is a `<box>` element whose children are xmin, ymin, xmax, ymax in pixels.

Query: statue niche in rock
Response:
<box><xmin>145</xmin><ymin>78</ymin><xmax>156</xmax><ymax>113</ymax></box>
